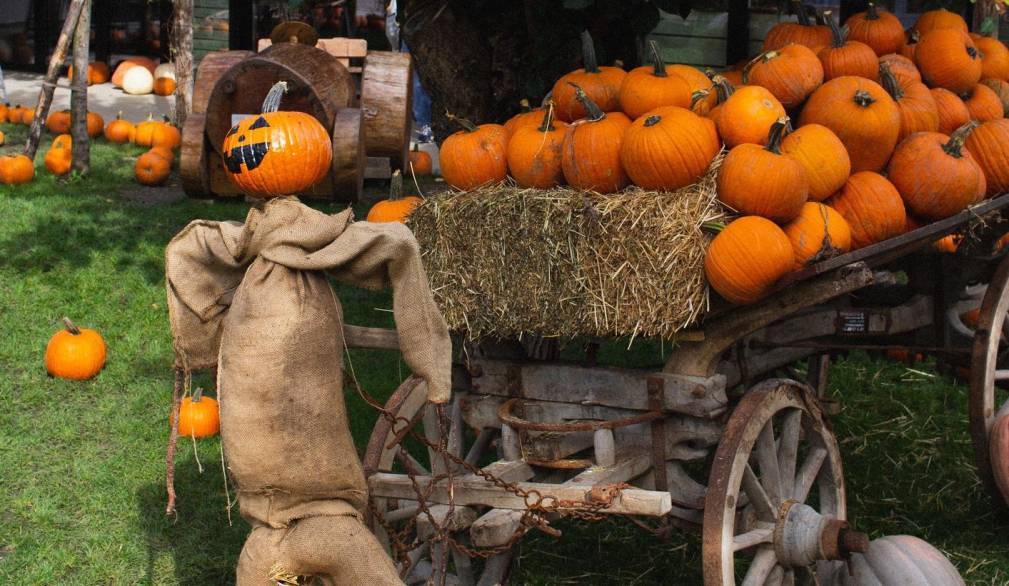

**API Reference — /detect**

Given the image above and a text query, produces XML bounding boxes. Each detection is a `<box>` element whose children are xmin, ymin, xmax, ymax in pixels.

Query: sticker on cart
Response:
<box><xmin>837</xmin><ymin>310</ymin><xmax>868</xmax><ymax>334</ymax></box>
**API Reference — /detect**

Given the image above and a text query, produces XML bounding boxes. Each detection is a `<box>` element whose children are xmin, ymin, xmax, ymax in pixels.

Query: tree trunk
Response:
<box><xmin>172</xmin><ymin>0</ymin><xmax>195</xmax><ymax>127</ymax></box>
<box><xmin>24</xmin><ymin>0</ymin><xmax>87</xmax><ymax>160</ymax></box>
<box><xmin>71</xmin><ymin>0</ymin><xmax>92</xmax><ymax>174</ymax></box>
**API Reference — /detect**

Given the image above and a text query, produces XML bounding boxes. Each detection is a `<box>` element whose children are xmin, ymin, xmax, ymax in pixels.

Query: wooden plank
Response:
<box><xmin>651</xmin><ymin>36</ymin><xmax>726</xmax><ymax>68</ymax></box>
<box><xmin>462</xmin><ymin>460</ymin><xmax>535</xmax><ymax>485</ymax></box>
<box><xmin>343</xmin><ymin>324</ymin><xmax>399</xmax><ymax>350</ymax></box>
<box><xmin>368</xmin><ymin>473</ymin><xmax>672</xmax><ymax>516</ymax></box>
<box><xmin>652</xmin><ymin>10</ymin><xmax>729</xmax><ymax>38</ymax></box>
<box><xmin>416</xmin><ymin>505</ymin><xmax>479</xmax><ymax>538</ymax></box>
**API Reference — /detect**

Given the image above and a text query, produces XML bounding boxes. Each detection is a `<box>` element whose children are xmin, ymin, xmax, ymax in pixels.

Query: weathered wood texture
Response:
<box><xmin>191</xmin><ymin>50</ymin><xmax>252</xmax><ymax>113</ymax></box>
<box><xmin>171</xmin><ymin>0</ymin><xmax>195</xmax><ymax>127</ymax></box>
<box><xmin>180</xmin><ymin>112</ymin><xmax>210</xmax><ymax>195</ymax></box>
<box><xmin>360</xmin><ymin>51</ymin><xmax>413</xmax><ymax>168</ymax></box>
<box><xmin>331</xmin><ymin>108</ymin><xmax>366</xmax><ymax>200</ymax></box>
<box><xmin>70</xmin><ymin>0</ymin><xmax>91</xmax><ymax>174</ymax></box>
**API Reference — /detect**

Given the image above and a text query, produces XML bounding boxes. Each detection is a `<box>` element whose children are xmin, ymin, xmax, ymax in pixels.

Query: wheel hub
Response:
<box><xmin>773</xmin><ymin>500</ymin><xmax>869</xmax><ymax>567</ymax></box>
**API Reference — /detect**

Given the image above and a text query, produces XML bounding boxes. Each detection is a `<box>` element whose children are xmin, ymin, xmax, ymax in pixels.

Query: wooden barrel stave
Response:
<box><xmin>331</xmin><ymin>107</ymin><xmax>366</xmax><ymax>201</ymax></box>
<box><xmin>180</xmin><ymin>112</ymin><xmax>212</xmax><ymax>197</ymax></box>
<box><xmin>360</xmin><ymin>50</ymin><xmax>413</xmax><ymax>169</ymax></box>
<box><xmin>192</xmin><ymin>51</ymin><xmax>254</xmax><ymax>114</ymax></box>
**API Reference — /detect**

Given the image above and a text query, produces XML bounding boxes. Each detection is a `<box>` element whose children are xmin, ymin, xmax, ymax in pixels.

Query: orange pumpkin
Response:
<box><xmin>704</xmin><ymin>216</ymin><xmax>794</xmax><ymax>305</ymax></box>
<box><xmin>0</xmin><ymin>102</ymin><xmax>9</xmax><ymax>123</ymax></box>
<box><xmin>618</xmin><ymin>41</ymin><xmax>691</xmax><ymax>120</ymax></box>
<box><xmin>44</xmin><ymin>138</ymin><xmax>72</xmax><ymax>175</ymax></box>
<box><xmin>846</xmin><ymin>3</ymin><xmax>907</xmax><ymax>57</ymax></box>
<box><xmin>133</xmin><ymin>114</ymin><xmax>161</xmax><ymax>146</ymax></box>
<box><xmin>879</xmin><ymin>61</ymin><xmax>939</xmax><ymax>142</ymax></box>
<box><xmin>153</xmin><ymin>77</ymin><xmax>177</xmax><ymax>96</ymax></box>
<box><xmin>407</xmin><ymin>143</ymin><xmax>433</xmax><ymax>176</ymax></box>
<box><xmin>20</xmin><ymin>106</ymin><xmax>35</xmax><ymax>126</ymax></box>
<box><xmin>7</xmin><ymin>104</ymin><xmax>23</xmax><ymax>124</ymax></box>
<box><xmin>717</xmin><ymin>117</ymin><xmax>809</xmax><ymax>223</ymax></box>
<box><xmin>667</xmin><ymin>64</ymin><xmax>713</xmax><ymax>96</ymax></box>
<box><xmin>691</xmin><ymin>75</ymin><xmax>734</xmax><ymax>119</ymax></box>
<box><xmin>151</xmin><ymin>116</ymin><xmax>181</xmax><ymax>149</ymax></box>
<box><xmin>915</xmin><ymin>28</ymin><xmax>982</xmax><ymax>95</ymax></box>
<box><xmin>965</xmin><ymin>118</ymin><xmax>1009</xmax><ymax>197</ymax></box>
<box><xmin>69</xmin><ymin>61</ymin><xmax>110</xmax><ymax>85</ymax></box>
<box><xmin>135</xmin><ymin>150</ymin><xmax>171</xmax><ymax>185</ymax></box>
<box><xmin>931</xmin><ymin>87</ymin><xmax>971</xmax><ymax>134</ymax></box>
<box><xmin>912</xmin><ymin>8</ymin><xmax>969</xmax><ymax>37</ymax></box>
<box><xmin>981</xmin><ymin>78</ymin><xmax>1009</xmax><ymax>116</ymax></box>
<box><xmin>507</xmin><ymin>105</ymin><xmax>567</xmax><ymax>188</ymax></box>
<box><xmin>149</xmin><ymin>145</ymin><xmax>175</xmax><ymax>163</ymax></box>
<box><xmin>744</xmin><ymin>44</ymin><xmax>824</xmax><ymax>109</ymax></box>
<box><xmin>51</xmin><ymin>133</ymin><xmax>72</xmax><ymax>151</ymax></box>
<box><xmin>111</xmin><ymin>57</ymin><xmax>157</xmax><ymax>87</ymax></box>
<box><xmin>178</xmin><ymin>388</ymin><xmax>220</xmax><ymax>438</ymax></box>
<box><xmin>962</xmin><ymin>83</ymin><xmax>1003</xmax><ymax>122</ymax></box>
<box><xmin>620</xmin><ymin>106</ymin><xmax>719</xmax><ymax>191</ymax></box>
<box><xmin>818</xmin><ymin>10</ymin><xmax>879</xmax><ymax>81</ymax></box>
<box><xmin>799</xmin><ymin>75</ymin><xmax>900</xmax><ymax>172</ymax></box>
<box><xmin>828</xmin><ymin>171</ymin><xmax>907</xmax><ymax>249</ymax></box>
<box><xmin>367</xmin><ymin>170</ymin><xmax>423</xmax><ymax>223</ymax></box>
<box><xmin>782</xmin><ymin>201</ymin><xmax>852</xmax><ymax>268</ymax></box>
<box><xmin>974</xmin><ymin>36</ymin><xmax>1009</xmax><ymax>81</ymax></box>
<box><xmin>900</xmin><ymin>33</ymin><xmax>920</xmax><ymax>61</ymax></box>
<box><xmin>560</xmin><ymin>84</ymin><xmax>631</xmax><ymax>193</ymax></box>
<box><xmin>503</xmin><ymin>100</ymin><xmax>545</xmax><ymax>137</ymax></box>
<box><xmin>0</xmin><ymin>154</ymin><xmax>35</xmax><ymax>184</ymax></box>
<box><xmin>222</xmin><ymin>82</ymin><xmax>332</xmax><ymax>197</ymax></box>
<box><xmin>781</xmin><ymin>123</ymin><xmax>851</xmax><ymax>201</ymax></box>
<box><xmin>104</xmin><ymin>112</ymin><xmax>135</xmax><ymax>143</ymax></box>
<box><xmin>887</xmin><ymin>124</ymin><xmax>983</xmax><ymax>220</ymax></box>
<box><xmin>440</xmin><ymin>114</ymin><xmax>509</xmax><ymax>191</ymax></box>
<box><xmin>933</xmin><ymin>233</ymin><xmax>962</xmax><ymax>253</ymax></box>
<box><xmin>717</xmin><ymin>85</ymin><xmax>787</xmax><ymax>148</ymax></box>
<box><xmin>86</xmin><ymin>111</ymin><xmax>104</xmax><ymax>137</ymax></box>
<box><xmin>0</xmin><ymin>130</ymin><xmax>4</xmax><ymax>146</ymax></box>
<box><xmin>551</xmin><ymin>31</ymin><xmax>627</xmax><ymax>122</ymax></box>
<box><xmin>45</xmin><ymin>110</ymin><xmax>72</xmax><ymax>134</ymax></box>
<box><xmin>763</xmin><ymin>5</ymin><xmax>832</xmax><ymax>52</ymax></box>
<box><xmin>44</xmin><ymin>317</ymin><xmax>107</xmax><ymax>380</ymax></box>
<box><xmin>879</xmin><ymin>53</ymin><xmax>922</xmax><ymax>86</ymax></box>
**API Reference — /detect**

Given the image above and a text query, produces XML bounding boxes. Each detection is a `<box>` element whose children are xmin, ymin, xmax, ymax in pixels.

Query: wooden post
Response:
<box><xmin>171</xmin><ymin>0</ymin><xmax>194</xmax><ymax>127</ymax></box>
<box><xmin>71</xmin><ymin>0</ymin><xmax>92</xmax><ymax>174</ymax></box>
<box><xmin>972</xmin><ymin>0</ymin><xmax>1000</xmax><ymax>37</ymax></box>
<box><xmin>24</xmin><ymin>0</ymin><xmax>88</xmax><ymax>160</ymax></box>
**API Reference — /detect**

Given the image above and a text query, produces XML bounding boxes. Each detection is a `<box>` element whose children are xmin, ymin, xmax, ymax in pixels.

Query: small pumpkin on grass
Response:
<box><xmin>930</xmin><ymin>87</ymin><xmax>971</xmax><ymax>134</ymax></box>
<box><xmin>846</xmin><ymin>2</ymin><xmax>906</xmax><ymax>57</ymax></box>
<box><xmin>818</xmin><ymin>10</ymin><xmax>879</xmax><ymax>81</ymax></box>
<box><xmin>135</xmin><ymin>149</ymin><xmax>172</xmax><ymax>185</ymax></box>
<box><xmin>887</xmin><ymin>122</ymin><xmax>983</xmax><ymax>220</ymax></box>
<box><xmin>0</xmin><ymin>154</ymin><xmax>34</xmax><ymax>184</ymax></box>
<box><xmin>178</xmin><ymin>388</ymin><xmax>220</xmax><ymax>438</ymax></box>
<box><xmin>20</xmin><ymin>106</ymin><xmax>35</xmax><ymax>126</ymax></box>
<box><xmin>704</xmin><ymin>216</ymin><xmax>794</xmax><ymax>305</ymax></box>
<box><xmin>961</xmin><ymin>83</ymin><xmax>1003</xmax><ymax>122</ymax></box>
<box><xmin>86</xmin><ymin>111</ymin><xmax>104</xmax><ymax>137</ymax></box>
<box><xmin>46</xmin><ymin>110</ymin><xmax>71</xmax><ymax>134</ymax></box>
<box><xmin>44</xmin><ymin>135</ymin><xmax>73</xmax><ymax>175</ymax></box>
<box><xmin>782</xmin><ymin>201</ymin><xmax>852</xmax><ymax>268</ymax></box>
<box><xmin>407</xmin><ymin>143</ymin><xmax>432</xmax><ymax>176</ymax></box>
<box><xmin>618</xmin><ymin>41</ymin><xmax>691</xmax><ymax>120</ymax></box>
<box><xmin>367</xmin><ymin>170</ymin><xmax>423</xmax><ymax>223</ymax></box>
<box><xmin>0</xmin><ymin>130</ymin><xmax>4</xmax><ymax>146</ymax></box>
<box><xmin>879</xmin><ymin>61</ymin><xmax>939</xmax><ymax>142</ymax></box>
<box><xmin>151</xmin><ymin>116</ymin><xmax>181</xmax><ymax>149</ymax></box>
<box><xmin>560</xmin><ymin>84</ymin><xmax>631</xmax><ymax>193</ymax></box>
<box><xmin>149</xmin><ymin>145</ymin><xmax>175</xmax><ymax>163</ymax></box>
<box><xmin>7</xmin><ymin>104</ymin><xmax>23</xmax><ymax>124</ymax></box>
<box><xmin>827</xmin><ymin>171</ymin><xmax>907</xmax><ymax>249</ymax></box>
<box><xmin>717</xmin><ymin>84</ymin><xmax>786</xmax><ymax>148</ymax></box>
<box><xmin>134</xmin><ymin>114</ymin><xmax>160</xmax><ymax>146</ymax></box>
<box><xmin>965</xmin><ymin>118</ymin><xmax>1009</xmax><ymax>197</ymax></box>
<box><xmin>104</xmin><ymin>112</ymin><xmax>135</xmax><ymax>143</ymax></box>
<box><xmin>551</xmin><ymin>31</ymin><xmax>626</xmax><ymax>122</ymax></box>
<box><xmin>0</xmin><ymin>102</ymin><xmax>9</xmax><ymax>123</ymax></box>
<box><xmin>717</xmin><ymin>117</ymin><xmax>809</xmax><ymax>223</ymax></box>
<box><xmin>781</xmin><ymin>123</ymin><xmax>851</xmax><ymax>201</ymax></box>
<box><xmin>440</xmin><ymin>113</ymin><xmax>508</xmax><ymax>191</ymax></box>
<box><xmin>799</xmin><ymin>75</ymin><xmax>900</xmax><ymax>172</ymax></box>
<box><xmin>44</xmin><ymin>317</ymin><xmax>107</xmax><ymax>380</ymax></box>
<box><xmin>744</xmin><ymin>43</ymin><xmax>824</xmax><ymax>109</ymax></box>
<box><xmin>915</xmin><ymin>28</ymin><xmax>982</xmax><ymax>95</ymax></box>
<box><xmin>507</xmin><ymin>104</ymin><xmax>567</xmax><ymax>188</ymax></box>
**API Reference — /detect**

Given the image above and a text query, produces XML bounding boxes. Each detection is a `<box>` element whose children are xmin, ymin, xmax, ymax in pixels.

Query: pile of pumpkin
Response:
<box><xmin>67</xmin><ymin>57</ymin><xmax>177</xmax><ymax>96</ymax></box>
<box><xmin>433</xmin><ymin>9</ymin><xmax>1009</xmax><ymax>306</ymax></box>
<box><xmin>0</xmin><ymin>102</ymin><xmax>180</xmax><ymax>186</ymax></box>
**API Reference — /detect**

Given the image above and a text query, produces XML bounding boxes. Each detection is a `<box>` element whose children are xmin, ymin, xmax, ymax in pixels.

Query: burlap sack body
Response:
<box><xmin>165</xmin><ymin>197</ymin><xmax>451</xmax><ymax>583</ymax></box>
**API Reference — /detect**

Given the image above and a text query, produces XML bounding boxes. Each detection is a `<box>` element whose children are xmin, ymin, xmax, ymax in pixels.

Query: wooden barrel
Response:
<box><xmin>360</xmin><ymin>51</ymin><xmax>413</xmax><ymax>169</ymax></box>
<box><xmin>180</xmin><ymin>112</ymin><xmax>211</xmax><ymax>197</ymax></box>
<box><xmin>331</xmin><ymin>108</ymin><xmax>366</xmax><ymax>200</ymax></box>
<box><xmin>192</xmin><ymin>51</ymin><xmax>254</xmax><ymax>114</ymax></box>
<box><xmin>204</xmin><ymin>43</ymin><xmax>356</xmax><ymax>156</ymax></box>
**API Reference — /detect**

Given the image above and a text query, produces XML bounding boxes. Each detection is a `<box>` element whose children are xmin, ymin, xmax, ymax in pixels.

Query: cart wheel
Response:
<box><xmin>363</xmin><ymin>376</ymin><xmax>514</xmax><ymax>586</ymax></box>
<box><xmin>969</xmin><ymin>254</ymin><xmax>1009</xmax><ymax>509</ymax></box>
<box><xmin>703</xmin><ymin>379</ymin><xmax>865</xmax><ymax>586</ymax></box>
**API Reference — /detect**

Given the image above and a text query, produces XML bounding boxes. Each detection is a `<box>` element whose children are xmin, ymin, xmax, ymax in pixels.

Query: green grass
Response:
<box><xmin>0</xmin><ymin>122</ymin><xmax>1007</xmax><ymax>584</ymax></box>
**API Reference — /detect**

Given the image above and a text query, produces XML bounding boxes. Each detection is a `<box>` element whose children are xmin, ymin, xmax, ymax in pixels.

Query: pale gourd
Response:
<box><xmin>122</xmin><ymin>66</ymin><xmax>154</xmax><ymax>95</ymax></box>
<box><xmin>153</xmin><ymin>62</ymin><xmax>176</xmax><ymax>81</ymax></box>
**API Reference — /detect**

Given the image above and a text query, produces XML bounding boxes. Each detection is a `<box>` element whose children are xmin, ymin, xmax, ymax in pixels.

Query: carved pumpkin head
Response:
<box><xmin>222</xmin><ymin>81</ymin><xmax>332</xmax><ymax>198</ymax></box>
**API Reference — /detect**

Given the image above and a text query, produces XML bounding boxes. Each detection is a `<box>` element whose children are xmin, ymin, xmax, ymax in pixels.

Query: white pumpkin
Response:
<box><xmin>122</xmin><ymin>66</ymin><xmax>154</xmax><ymax>95</ymax></box>
<box><xmin>153</xmin><ymin>63</ymin><xmax>175</xmax><ymax>81</ymax></box>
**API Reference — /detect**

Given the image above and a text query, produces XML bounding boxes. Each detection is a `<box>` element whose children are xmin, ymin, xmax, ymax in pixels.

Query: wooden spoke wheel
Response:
<box><xmin>703</xmin><ymin>379</ymin><xmax>866</xmax><ymax>586</ymax></box>
<box><xmin>969</xmin><ymin>254</ymin><xmax>1009</xmax><ymax>508</ymax></box>
<box><xmin>363</xmin><ymin>376</ymin><xmax>514</xmax><ymax>586</ymax></box>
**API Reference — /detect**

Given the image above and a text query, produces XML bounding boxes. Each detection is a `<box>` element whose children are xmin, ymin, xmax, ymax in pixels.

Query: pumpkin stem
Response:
<box><xmin>853</xmin><ymin>89</ymin><xmax>876</xmax><ymax>107</ymax></box>
<box><xmin>568</xmin><ymin>83</ymin><xmax>606</xmax><ymax>121</ymax></box>
<box><xmin>906</xmin><ymin>29</ymin><xmax>920</xmax><ymax>45</ymax></box>
<box><xmin>711</xmin><ymin>75</ymin><xmax>735</xmax><ymax>101</ymax></box>
<box><xmin>192</xmin><ymin>387</ymin><xmax>204</xmax><ymax>403</ymax></box>
<box><xmin>764</xmin><ymin>117</ymin><xmax>791</xmax><ymax>155</ymax></box>
<box><xmin>878</xmin><ymin>62</ymin><xmax>903</xmax><ymax>100</ymax></box>
<box><xmin>261</xmin><ymin>81</ymin><xmax>289</xmax><ymax>113</ymax></box>
<box><xmin>643</xmin><ymin>114</ymin><xmax>662</xmax><ymax>127</ymax></box>
<box><xmin>702</xmin><ymin>221</ymin><xmax>726</xmax><ymax>234</ymax></box>
<box><xmin>62</xmin><ymin>316</ymin><xmax>81</xmax><ymax>336</ymax></box>
<box><xmin>390</xmin><ymin>169</ymin><xmax>403</xmax><ymax>201</ymax></box>
<box><xmin>445</xmin><ymin>111</ymin><xmax>479</xmax><ymax>133</ymax></box>
<box><xmin>690</xmin><ymin>89</ymin><xmax>711</xmax><ymax>109</ymax></box>
<box><xmin>647</xmin><ymin>40</ymin><xmax>667</xmax><ymax>77</ymax></box>
<box><xmin>116</xmin><ymin>110</ymin><xmax>123</xmax><ymax>121</ymax></box>
<box><xmin>824</xmin><ymin>10</ymin><xmax>845</xmax><ymax>48</ymax></box>
<box><xmin>537</xmin><ymin>101</ymin><xmax>556</xmax><ymax>133</ymax></box>
<box><xmin>866</xmin><ymin>2</ymin><xmax>879</xmax><ymax>20</ymax></box>
<box><xmin>742</xmin><ymin>51</ymin><xmax>776</xmax><ymax>84</ymax></box>
<box><xmin>967</xmin><ymin>45</ymin><xmax>979</xmax><ymax>60</ymax></box>
<box><xmin>580</xmin><ymin>30</ymin><xmax>600</xmax><ymax>74</ymax></box>
<box><xmin>944</xmin><ymin>121</ymin><xmax>979</xmax><ymax>158</ymax></box>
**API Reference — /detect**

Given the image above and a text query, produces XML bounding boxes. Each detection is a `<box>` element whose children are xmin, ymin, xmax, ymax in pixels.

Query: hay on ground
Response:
<box><xmin>409</xmin><ymin>157</ymin><xmax>726</xmax><ymax>340</ymax></box>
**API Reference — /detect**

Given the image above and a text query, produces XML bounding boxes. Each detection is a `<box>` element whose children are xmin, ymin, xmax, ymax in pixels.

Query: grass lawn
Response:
<box><xmin>0</xmin><ymin>122</ymin><xmax>1007</xmax><ymax>584</ymax></box>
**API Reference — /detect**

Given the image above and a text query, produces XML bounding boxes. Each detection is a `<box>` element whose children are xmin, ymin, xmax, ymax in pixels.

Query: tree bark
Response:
<box><xmin>71</xmin><ymin>0</ymin><xmax>92</xmax><ymax>174</ymax></box>
<box><xmin>24</xmin><ymin>0</ymin><xmax>87</xmax><ymax>160</ymax></box>
<box><xmin>172</xmin><ymin>0</ymin><xmax>195</xmax><ymax>127</ymax></box>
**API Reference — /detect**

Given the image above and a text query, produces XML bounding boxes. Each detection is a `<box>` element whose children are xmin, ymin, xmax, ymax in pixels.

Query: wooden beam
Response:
<box><xmin>171</xmin><ymin>0</ymin><xmax>195</xmax><ymax>127</ymax></box>
<box><xmin>342</xmin><ymin>324</ymin><xmax>400</xmax><ymax>350</ymax></box>
<box><xmin>70</xmin><ymin>0</ymin><xmax>91</xmax><ymax>174</ymax></box>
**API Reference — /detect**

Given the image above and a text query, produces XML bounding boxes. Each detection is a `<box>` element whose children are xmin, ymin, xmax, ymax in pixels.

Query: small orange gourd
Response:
<box><xmin>44</xmin><ymin>317</ymin><xmax>107</xmax><ymax>380</ymax></box>
<box><xmin>407</xmin><ymin>144</ymin><xmax>433</xmax><ymax>176</ymax></box>
<box><xmin>104</xmin><ymin>112</ymin><xmax>135</xmax><ymax>143</ymax></box>
<box><xmin>367</xmin><ymin>170</ymin><xmax>423</xmax><ymax>223</ymax></box>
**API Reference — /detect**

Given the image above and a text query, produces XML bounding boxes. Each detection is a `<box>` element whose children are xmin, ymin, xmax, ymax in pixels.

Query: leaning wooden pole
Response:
<box><xmin>171</xmin><ymin>0</ymin><xmax>194</xmax><ymax>127</ymax></box>
<box><xmin>71</xmin><ymin>0</ymin><xmax>92</xmax><ymax>174</ymax></box>
<box><xmin>24</xmin><ymin>0</ymin><xmax>87</xmax><ymax>160</ymax></box>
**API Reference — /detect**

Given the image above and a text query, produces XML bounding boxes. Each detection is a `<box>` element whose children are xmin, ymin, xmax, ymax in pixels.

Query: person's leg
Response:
<box><xmin>236</xmin><ymin>525</ymin><xmax>289</xmax><ymax>586</ymax></box>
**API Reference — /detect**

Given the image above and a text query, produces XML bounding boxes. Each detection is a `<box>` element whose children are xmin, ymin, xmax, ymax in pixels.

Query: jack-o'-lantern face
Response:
<box><xmin>221</xmin><ymin>81</ymin><xmax>333</xmax><ymax>198</ymax></box>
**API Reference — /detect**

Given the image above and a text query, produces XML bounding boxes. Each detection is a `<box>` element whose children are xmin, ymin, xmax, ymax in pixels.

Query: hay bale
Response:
<box><xmin>409</xmin><ymin>156</ymin><xmax>727</xmax><ymax>340</ymax></box>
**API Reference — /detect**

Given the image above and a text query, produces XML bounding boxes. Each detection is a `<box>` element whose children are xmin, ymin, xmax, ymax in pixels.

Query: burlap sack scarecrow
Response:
<box><xmin>165</xmin><ymin>196</ymin><xmax>451</xmax><ymax>585</ymax></box>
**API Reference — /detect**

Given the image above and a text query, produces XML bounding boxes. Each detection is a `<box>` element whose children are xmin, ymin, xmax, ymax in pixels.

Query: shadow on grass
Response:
<box><xmin>136</xmin><ymin>451</ymin><xmax>248</xmax><ymax>585</ymax></box>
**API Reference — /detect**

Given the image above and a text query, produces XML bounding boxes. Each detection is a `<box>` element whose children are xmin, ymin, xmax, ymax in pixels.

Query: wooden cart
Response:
<box><xmin>340</xmin><ymin>194</ymin><xmax>1009</xmax><ymax>585</ymax></box>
